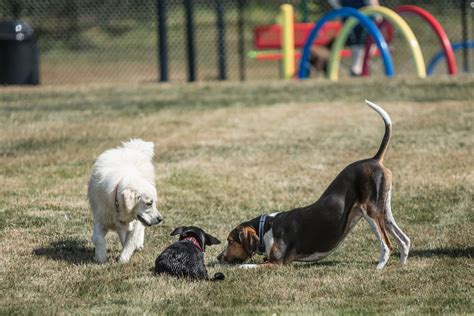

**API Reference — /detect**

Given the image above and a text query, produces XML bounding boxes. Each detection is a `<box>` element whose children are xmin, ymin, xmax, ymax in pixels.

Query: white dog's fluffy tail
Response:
<box><xmin>121</xmin><ymin>139</ymin><xmax>155</xmax><ymax>159</ymax></box>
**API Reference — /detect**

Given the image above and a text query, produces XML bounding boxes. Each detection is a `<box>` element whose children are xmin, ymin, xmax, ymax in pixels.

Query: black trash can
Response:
<box><xmin>0</xmin><ymin>20</ymin><xmax>40</xmax><ymax>85</ymax></box>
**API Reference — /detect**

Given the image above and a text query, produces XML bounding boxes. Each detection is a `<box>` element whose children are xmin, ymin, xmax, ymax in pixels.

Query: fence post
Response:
<box><xmin>185</xmin><ymin>0</ymin><xmax>196</xmax><ymax>82</ymax></box>
<box><xmin>461</xmin><ymin>0</ymin><xmax>470</xmax><ymax>72</ymax></box>
<box><xmin>237</xmin><ymin>0</ymin><xmax>246</xmax><ymax>81</ymax></box>
<box><xmin>157</xmin><ymin>0</ymin><xmax>169</xmax><ymax>82</ymax></box>
<box><xmin>216</xmin><ymin>0</ymin><xmax>227</xmax><ymax>80</ymax></box>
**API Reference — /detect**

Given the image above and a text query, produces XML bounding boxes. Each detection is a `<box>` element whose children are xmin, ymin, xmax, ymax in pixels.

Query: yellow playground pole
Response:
<box><xmin>280</xmin><ymin>4</ymin><xmax>295</xmax><ymax>79</ymax></box>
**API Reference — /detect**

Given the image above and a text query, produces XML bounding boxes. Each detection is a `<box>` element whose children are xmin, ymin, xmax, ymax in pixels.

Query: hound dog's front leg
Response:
<box><xmin>239</xmin><ymin>240</ymin><xmax>288</xmax><ymax>269</ymax></box>
<box><xmin>239</xmin><ymin>263</ymin><xmax>281</xmax><ymax>269</ymax></box>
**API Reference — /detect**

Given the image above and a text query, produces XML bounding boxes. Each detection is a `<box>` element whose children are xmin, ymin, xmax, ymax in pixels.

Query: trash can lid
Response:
<box><xmin>0</xmin><ymin>20</ymin><xmax>34</xmax><ymax>41</ymax></box>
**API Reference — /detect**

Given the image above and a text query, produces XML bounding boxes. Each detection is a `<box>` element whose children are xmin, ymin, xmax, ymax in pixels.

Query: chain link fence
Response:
<box><xmin>0</xmin><ymin>0</ymin><xmax>472</xmax><ymax>85</ymax></box>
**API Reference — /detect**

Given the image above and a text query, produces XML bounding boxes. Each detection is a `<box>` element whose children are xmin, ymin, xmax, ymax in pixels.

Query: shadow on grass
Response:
<box><xmin>207</xmin><ymin>247</ymin><xmax>473</xmax><ymax>269</ymax></box>
<box><xmin>207</xmin><ymin>260</ymin><xmax>342</xmax><ymax>268</ymax></box>
<box><xmin>33</xmin><ymin>239</ymin><xmax>95</xmax><ymax>264</ymax></box>
<box><xmin>409</xmin><ymin>247</ymin><xmax>473</xmax><ymax>259</ymax></box>
<box><xmin>292</xmin><ymin>260</ymin><xmax>342</xmax><ymax>268</ymax></box>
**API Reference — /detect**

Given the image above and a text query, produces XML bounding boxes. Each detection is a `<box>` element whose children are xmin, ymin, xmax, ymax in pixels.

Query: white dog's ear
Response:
<box><xmin>122</xmin><ymin>189</ymin><xmax>138</xmax><ymax>212</ymax></box>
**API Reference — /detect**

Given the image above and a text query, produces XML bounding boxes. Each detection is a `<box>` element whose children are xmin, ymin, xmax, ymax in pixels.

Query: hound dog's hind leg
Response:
<box><xmin>383</xmin><ymin>188</ymin><xmax>411</xmax><ymax>265</ymax></box>
<box><xmin>363</xmin><ymin>204</ymin><xmax>393</xmax><ymax>270</ymax></box>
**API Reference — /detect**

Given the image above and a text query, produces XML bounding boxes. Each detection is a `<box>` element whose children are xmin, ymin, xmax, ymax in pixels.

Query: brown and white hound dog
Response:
<box><xmin>217</xmin><ymin>101</ymin><xmax>410</xmax><ymax>269</ymax></box>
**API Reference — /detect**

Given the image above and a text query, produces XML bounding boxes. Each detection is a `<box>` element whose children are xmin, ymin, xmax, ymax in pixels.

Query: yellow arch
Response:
<box><xmin>328</xmin><ymin>6</ymin><xmax>426</xmax><ymax>80</ymax></box>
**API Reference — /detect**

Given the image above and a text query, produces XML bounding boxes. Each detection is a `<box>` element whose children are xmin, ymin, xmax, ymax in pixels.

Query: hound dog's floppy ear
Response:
<box><xmin>205</xmin><ymin>233</ymin><xmax>221</xmax><ymax>246</ymax></box>
<box><xmin>170</xmin><ymin>226</ymin><xmax>186</xmax><ymax>236</ymax></box>
<box><xmin>122</xmin><ymin>189</ymin><xmax>139</xmax><ymax>213</ymax></box>
<box><xmin>238</xmin><ymin>226</ymin><xmax>259</xmax><ymax>256</ymax></box>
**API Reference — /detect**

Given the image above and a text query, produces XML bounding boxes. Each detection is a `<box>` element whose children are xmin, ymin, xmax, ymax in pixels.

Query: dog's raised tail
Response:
<box><xmin>365</xmin><ymin>100</ymin><xmax>391</xmax><ymax>163</ymax></box>
<box><xmin>121</xmin><ymin>138</ymin><xmax>155</xmax><ymax>159</ymax></box>
<box><xmin>211</xmin><ymin>272</ymin><xmax>225</xmax><ymax>281</ymax></box>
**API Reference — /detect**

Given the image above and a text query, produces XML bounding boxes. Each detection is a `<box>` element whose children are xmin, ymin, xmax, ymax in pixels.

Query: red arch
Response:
<box><xmin>362</xmin><ymin>20</ymin><xmax>393</xmax><ymax>76</ymax></box>
<box><xmin>362</xmin><ymin>5</ymin><xmax>457</xmax><ymax>76</ymax></box>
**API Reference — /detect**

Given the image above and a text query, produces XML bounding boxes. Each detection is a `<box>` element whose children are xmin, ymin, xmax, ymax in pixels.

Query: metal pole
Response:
<box><xmin>216</xmin><ymin>0</ymin><xmax>227</xmax><ymax>80</ymax></box>
<box><xmin>185</xmin><ymin>0</ymin><xmax>196</xmax><ymax>82</ymax></box>
<box><xmin>461</xmin><ymin>0</ymin><xmax>469</xmax><ymax>72</ymax></box>
<box><xmin>237</xmin><ymin>0</ymin><xmax>246</xmax><ymax>81</ymax></box>
<box><xmin>157</xmin><ymin>0</ymin><xmax>169</xmax><ymax>82</ymax></box>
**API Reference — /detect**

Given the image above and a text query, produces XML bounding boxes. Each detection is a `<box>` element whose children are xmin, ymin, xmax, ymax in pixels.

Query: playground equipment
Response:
<box><xmin>281</xmin><ymin>4</ymin><xmax>295</xmax><ymax>79</ymax></box>
<box><xmin>427</xmin><ymin>41</ymin><xmax>474</xmax><ymax>75</ymax></box>
<box><xmin>296</xmin><ymin>5</ymin><xmax>464</xmax><ymax>81</ymax></box>
<box><xmin>327</xmin><ymin>6</ymin><xmax>426</xmax><ymax>80</ymax></box>
<box><xmin>155</xmin><ymin>1</ymin><xmax>469</xmax><ymax>82</ymax></box>
<box><xmin>249</xmin><ymin>7</ymin><xmax>385</xmax><ymax>77</ymax></box>
<box><xmin>249</xmin><ymin>5</ymin><xmax>351</xmax><ymax>78</ymax></box>
<box><xmin>249</xmin><ymin>21</ymin><xmax>346</xmax><ymax>61</ymax></box>
<box><xmin>297</xmin><ymin>7</ymin><xmax>394</xmax><ymax>79</ymax></box>
<box><xmin>362</xmin><ymin>5</ymin><xmax>458</xmax><ymax>76</ymax></box>
<box><xmin>361</xmin><ymin>19</ymin><xmax>394</xmax><ymax>77</ymax></box>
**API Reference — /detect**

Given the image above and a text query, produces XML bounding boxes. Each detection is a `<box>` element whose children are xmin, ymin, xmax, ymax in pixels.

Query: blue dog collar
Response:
<box><xmin>258</xmin><ymin>215</ymin><xmax>267</xmax><ymax>254</ymax></box>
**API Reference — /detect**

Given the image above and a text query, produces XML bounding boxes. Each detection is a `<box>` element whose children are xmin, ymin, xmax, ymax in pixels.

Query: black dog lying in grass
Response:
<box><xmin>154</xmin><ymin>226</ymin><xmax>224</xmax><ymax>281</ymax></box>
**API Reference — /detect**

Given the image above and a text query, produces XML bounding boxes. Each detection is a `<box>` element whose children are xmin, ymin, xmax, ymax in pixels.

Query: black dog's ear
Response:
<box><xmin>205</xmin><ymin>233</ymin><xmax>221</xmax><ymax>246</ymax></box>
<box><xmin>170</xmin><ymin>226</ymin><xmax>186</xmax><ymax>236</ymax></box>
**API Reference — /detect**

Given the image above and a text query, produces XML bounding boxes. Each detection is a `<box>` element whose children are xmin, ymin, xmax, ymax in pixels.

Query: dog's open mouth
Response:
<box><xmin>137</xmin><ymin>215</ymin><xmax>151</xmax><ymax>227</ymax></box>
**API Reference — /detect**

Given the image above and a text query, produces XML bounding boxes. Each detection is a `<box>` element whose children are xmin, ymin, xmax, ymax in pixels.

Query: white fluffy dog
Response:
<box><xmin>88</xmin><ymin>139</ymin><xmax>163</xmax><ymax>263</ymax></box>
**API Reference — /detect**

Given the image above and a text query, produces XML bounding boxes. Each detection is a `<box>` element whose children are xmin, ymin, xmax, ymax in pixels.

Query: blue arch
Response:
<box><xmin>427</xmin><ymin>41</ymin><xmax>474</xmax><ymax>75</ymax></box>
<box><xmin>297</xmin><ymin>7</ymin><xmax>394</xmax><ymax>79</ymax></box>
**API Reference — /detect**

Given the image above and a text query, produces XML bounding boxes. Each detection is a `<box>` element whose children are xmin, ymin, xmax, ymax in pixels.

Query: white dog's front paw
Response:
<box><xmin>239</xmin><ymin>264</ymin><xmax>258</xmax><ymax>269</ymax></box>
<box><xmin>117</xmin><ymin>255</ymin><xmax>131</xmax><ymax>264</ymax></box>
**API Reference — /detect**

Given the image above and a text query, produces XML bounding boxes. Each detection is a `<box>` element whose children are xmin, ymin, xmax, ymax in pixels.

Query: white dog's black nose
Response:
<box><xmin>156</xmin><ymin>212</ymin><xmax>163</xmax><ymax>222</ymax></box>
<box><xmin>150</xmin><ymin>213</ymin><xmax>163</xmax><ymax>226</ymax></box>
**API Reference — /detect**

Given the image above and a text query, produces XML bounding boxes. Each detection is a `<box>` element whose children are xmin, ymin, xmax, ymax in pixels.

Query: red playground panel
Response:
<box><xmin>252</xmin><ymin>20</ymin><xmax>389</xmax><ymax>61</ymax></box>
<box><xmin>254</xmin><ymin>21</ymin><xmax>343</xmax><ymax>49</ymax></box>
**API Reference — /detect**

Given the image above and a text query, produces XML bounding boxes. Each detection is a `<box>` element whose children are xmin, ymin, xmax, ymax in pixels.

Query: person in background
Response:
<box><xmin>328</xmin><ymin>0</ymin><xmax>380</xmax><ymax>76</ymax></box>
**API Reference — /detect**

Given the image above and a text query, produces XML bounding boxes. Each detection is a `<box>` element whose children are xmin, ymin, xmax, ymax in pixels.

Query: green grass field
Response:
<box><xmin>0</xmin><ymin>78</ymin><xmax>473</xmax><ymax>314</ymax></box>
